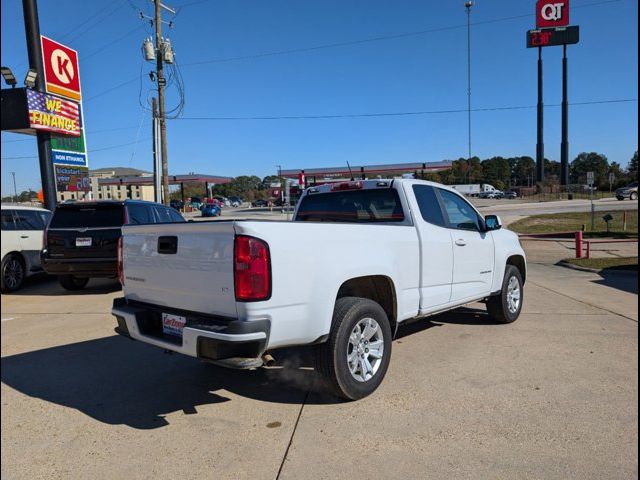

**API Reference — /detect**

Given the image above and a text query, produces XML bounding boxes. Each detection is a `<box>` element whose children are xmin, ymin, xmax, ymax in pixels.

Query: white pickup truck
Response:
<box><xmin>112</xmin><ymin>179</ymin><xmax>526</xmax><ymax>400</ymax></box>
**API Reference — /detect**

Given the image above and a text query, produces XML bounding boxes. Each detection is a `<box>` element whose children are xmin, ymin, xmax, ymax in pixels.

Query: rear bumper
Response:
<box><xmin>111</xmin><ymin>297</ymin><xmax>270</xmax><ymax>362</ymax></box>
<box><xmin>41</xmin><ymin>252</ymin><xmax>116</xmax><ymax>277</ymax></box>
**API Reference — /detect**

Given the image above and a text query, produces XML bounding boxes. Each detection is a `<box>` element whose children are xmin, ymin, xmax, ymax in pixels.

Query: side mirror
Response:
<box><xmin>484</xmin><ymin>215</ymin><xmax>502</xmax><ymax>231</ymax></box>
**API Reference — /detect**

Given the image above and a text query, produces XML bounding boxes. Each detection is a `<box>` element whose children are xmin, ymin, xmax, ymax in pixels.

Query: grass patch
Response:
<box><xmin>510</xmin><ymin>210</ymin><xmax>637</xmax><ymax>238</ymax></box>
<box><xmin>562</xmin><ymin>256</ymin><xmax>638</xmax><ymax>272</ymax></box>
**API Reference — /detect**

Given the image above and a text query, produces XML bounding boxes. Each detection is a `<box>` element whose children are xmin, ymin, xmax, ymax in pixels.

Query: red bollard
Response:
<box><xmin>575</xmin><ymin>231</ymin><xmax>583</xmax><ymax>259</ymax></box>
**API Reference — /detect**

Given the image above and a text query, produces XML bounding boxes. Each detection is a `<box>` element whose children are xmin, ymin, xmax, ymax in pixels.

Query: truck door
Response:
<box><xmin>437</xmin><ymin>189</ymin><xmax>495</xmax><ymax>302</ymax></box>
<box><xmin>407</xmin><ymin>184</ymin><xmax>454</xmax><ymax>312</ymax></box>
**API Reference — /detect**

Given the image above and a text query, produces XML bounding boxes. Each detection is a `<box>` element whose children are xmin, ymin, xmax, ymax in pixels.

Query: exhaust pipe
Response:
<box><xmin>261</xmin><ymin>353</ymin><xmax>276</xmax><ymax>367</ymax></box>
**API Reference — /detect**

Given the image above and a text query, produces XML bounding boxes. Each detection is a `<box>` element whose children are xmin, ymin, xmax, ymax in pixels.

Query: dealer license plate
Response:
<box><xmin>162</xmin><ymin>312</ymin><xmax>186</xmax><ymax>337</ymax></box>
<box><xmin>75</xmin><ymin>237</ymin><xmax>92</xmax><ymax>247</ymax></box>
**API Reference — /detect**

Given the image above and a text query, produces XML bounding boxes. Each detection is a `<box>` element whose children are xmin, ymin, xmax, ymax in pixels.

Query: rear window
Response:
<box><xmin>296</xmin><ymin>189</ymin><xmax>405</xmax><ymax>223</ymax></box>
<box><xmin>50</xmin><ymin>205</ymin><xmax>124</xmax><ymax>228</ymax></box>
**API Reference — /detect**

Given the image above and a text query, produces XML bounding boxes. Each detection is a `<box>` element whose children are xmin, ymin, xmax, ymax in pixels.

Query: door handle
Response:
<box><xmin>455</xmin><ymin>239</ymin><xmax>467</xmax><ymax>246</ymax></box>
<box><xmin>20</xmin><ymin>235</ymin><xmax>29</xmax><ymax>239</ymax></box>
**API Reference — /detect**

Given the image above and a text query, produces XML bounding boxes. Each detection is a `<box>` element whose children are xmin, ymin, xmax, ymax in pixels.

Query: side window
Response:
<box><xmin>14</xmin><ymin>210</ymin><xmax>46</xmax><ymax>230</ymax></box>
<box><xmin>153</xmin><ymin>206</ymin><xmax>174</xmax><ymax>223</ymax></box>
<box><xmin>1</xmin><ymin>210</ymin><xmax>17</xmax><ymax>231</ymax></box>
<box><xmin>127</xmin><ymin>204</ymin><xmax>154</xmax><ymax>225</ymax></box>
<box><xmin>438</xmin><ymin>189</ymin><xmax>481</xmax><ymax>231</ymax></box>
<box><xmin>168</xmin><ymin>208</ymin><xmax>185</xmax><ymax>223</ymax></box>
<box><xmin>412</xmin><ymin>185</ymin><xmax>446</xmax><ymax>227</ymax></box>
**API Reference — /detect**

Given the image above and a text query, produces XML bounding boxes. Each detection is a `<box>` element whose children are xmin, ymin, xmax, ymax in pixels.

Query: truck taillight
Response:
<box><xmin>117</xmin><ymin>236</ymin><xmax>124</xmax><ymax>285</ymax></box>
<box><xmin>234</xmin><ymin>235</ymin><xmax>271</xmax><ymax>301</ymax></box>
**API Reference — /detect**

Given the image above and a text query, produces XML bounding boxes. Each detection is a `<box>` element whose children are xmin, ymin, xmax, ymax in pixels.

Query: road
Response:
<box><xmin>1</xmin><ymin>248</ymin><xmax>637</xmax><ymax>479</ymax></box>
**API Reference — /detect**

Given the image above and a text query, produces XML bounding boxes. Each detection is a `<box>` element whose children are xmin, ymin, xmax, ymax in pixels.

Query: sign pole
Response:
<box><xmin>560</xmin><ymin>44</ymin><xmax>570</xmax><ymax>186</ymax></box>
<box><xmin>536</xmin><ymin>46</ymin><xmax>545</xmax><ymax>184</ymax></box>
<box><xmin>22</xmin><ymin>0</ymin><xmax>56</xmax><ymax>210</ymax></box>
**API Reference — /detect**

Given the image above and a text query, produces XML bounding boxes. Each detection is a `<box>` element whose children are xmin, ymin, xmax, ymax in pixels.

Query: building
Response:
<box><xmin>56</xmin><ymin>168</ymin><xmax>233</xmax><ymax>202</ymax></box>
<box><xmin>279</xmin><ymin>161</ymin><xmax>452</xmax><ymax>184</ymax></box>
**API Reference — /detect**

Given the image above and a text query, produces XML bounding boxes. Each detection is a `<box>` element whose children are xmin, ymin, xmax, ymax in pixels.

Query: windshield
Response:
<box><xmin>296</xmin><ymin>189</ymin><xmax>404</xmax><ymax>223</ymax></box>
<box><xmin>50</xmin><ymin>205</ymin><xmax>124</xmax><ymax>228</ymax></box>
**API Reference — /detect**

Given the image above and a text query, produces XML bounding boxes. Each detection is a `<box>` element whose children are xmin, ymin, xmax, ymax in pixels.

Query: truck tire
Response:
<box><xmin>487</xmin><ymin>265</ymin><xmax>523</xmax><ymax>324</ymax></box>
<box><xmin>1</xmin><ymin>254</ymin><xmax>26</xmax><ymax>293</ymax></box>
<box><xmin>316</xmin><ymin>297</ymin><xmax>392</xmax><ymax>400</ymax></box>
<box><xmin>59</xmin><ymin>275</ymin><xmax>89</xmax><ymax>291</ymax></box>
<box><xmin>630</xmin><ymin>192</ymin><xmax>638</xmax><ymax>201</ymax></box>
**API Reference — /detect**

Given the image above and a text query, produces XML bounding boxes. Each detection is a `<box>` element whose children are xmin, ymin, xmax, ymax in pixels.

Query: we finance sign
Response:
<box><xmin>27</xmin><ymin>89</ymin><xmax>82</xmax><ymax>136</ymax></box>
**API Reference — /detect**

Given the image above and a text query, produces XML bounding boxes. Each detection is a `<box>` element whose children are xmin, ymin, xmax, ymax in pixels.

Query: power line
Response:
<box><xmin>80</xmin><ymin>0</ymin><xmax>625</xmax><ymax>105</ymax></box>
<box><xmin>1</xmin><ymin>124</ymin><xmax>149</xmax><ymax>144</ymax></box>
<box><xmin>180</xmin><ymin>0</ymin><xmax>624</xmax><ymax>68</ymax></box>
<box><xmin>1</xmin><ymin>137</ymin><xmax>151</xmax><ymax>160</ymax></box>
<box><xmin>172</xmin><ymin>98</ymin><xmax>637</xmax><ymax>121</ymax></box>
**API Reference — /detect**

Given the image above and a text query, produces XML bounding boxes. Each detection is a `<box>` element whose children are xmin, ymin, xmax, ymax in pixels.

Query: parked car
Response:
<box><xmin>503</xmin><ymin>191</ymin><xmax>518</xmax><ymax>199</ymax></box>
<box><xmin>1</xmin><ymin>205</ymin><xmax>52</xmax><ymax>292</ymax></box>
<box><xmin>201</xmin><ymin>204</ymin><xmax>221</xmax><ymax>217</ymax></box>
<box><xmin>251</xmin><ymin>199</ymin><xmax>268</xmax><ymax>207</ymax></box>
<box><xmin>228</xmin><ymin>196</ymin><xmax>243</xmax><ymax>207</ymax></box>
<box><xmin>112</xmin><ymin>179</ymin><xmax>526</xmax><ymax>400</ymax></box>
<box><xmin>170</xmin><ymin>199</ymin><xmax>184</xmax><ymax>211</ymax></box>
<box><xmin>213</xmin><ymin>196</ymin><xmax>231</xmax><ymax>207</ymax></box>
<box><xmin>616</xmin><ymin>181</ymin><xmax>638</xmax><ymax>201</ymax></box>
<box><xmin>41</xmin><ymin>200</ymin><xmax>185</xmax><ymax>291</ymax></box>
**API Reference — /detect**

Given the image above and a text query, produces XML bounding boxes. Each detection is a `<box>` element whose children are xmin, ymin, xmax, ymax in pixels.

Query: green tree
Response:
<box><xmin>481</xmin><ymin>157</ymin><xmax>511</xmax><ymax>190</ymax></box>
<box><xmin>261</xmin><ymin>175</ymin><xmax>280</xmax><ymax>189</ymax></box>
<box><xmin>570</xmin><ymin>152</ymin><xmax>609</xmax><ymax>186</ymax></box>
<box><xmin>512</xmin><ymin>156</ymin><xmax>535</xmax><ymax>186</ymax></box>
<box><xmin>628</xmin><ymin>151</ymin><xmax>638</xmax><ymax>179</ymax></box>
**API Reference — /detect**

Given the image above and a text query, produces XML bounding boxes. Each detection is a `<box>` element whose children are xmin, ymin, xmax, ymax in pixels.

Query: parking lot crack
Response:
<box><xmin>529</xmin><ymin>280</ymin><xmax>638</xmax><ymax>323</ymax></box>
<box><xmin>275</xmin><ymin>389</ymin><xmax>309</xmax><ymax>480</ymax></box>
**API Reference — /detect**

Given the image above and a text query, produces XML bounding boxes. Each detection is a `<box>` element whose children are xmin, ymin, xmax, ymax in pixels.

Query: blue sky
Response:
<box><xmin>1</xmin><ymin>0</ymin><xmax>638</xmax><ymax>195</ymax></box>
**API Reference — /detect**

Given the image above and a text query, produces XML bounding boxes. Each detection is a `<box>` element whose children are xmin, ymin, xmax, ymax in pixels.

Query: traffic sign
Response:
<box><xmin>41</xmin><ymin>36</ymin><xmax>82</xmax><ymax>101</ymax></box>
<box><xmin>587</xmin><ymin>171</ymin><xmax>594</xmax><ymax>185</ymax></box>
<box><xmin>536</xmin><ymin>0</ymin><xmax>570</xmax><ymax>28</ymax></box>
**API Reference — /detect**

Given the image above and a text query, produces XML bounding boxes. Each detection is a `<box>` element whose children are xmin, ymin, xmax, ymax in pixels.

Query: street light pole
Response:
<box><xmin>465</xmin><ymin>1</ymin><xmax>473</xmax><ymax>184</ymax></box>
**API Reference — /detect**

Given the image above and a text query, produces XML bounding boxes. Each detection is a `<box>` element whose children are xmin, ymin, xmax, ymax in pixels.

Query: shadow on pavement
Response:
<box><xmin>1</xmin><ymin>306</ymin><xmax>498</xmax><ymax>429</ymax></box>
<box><xmin>1</xmin><ymin>336</ymin><xmax>339</xmax><ymax>429</ymax></box>
<box><xmin>10</xmin><ymin>276</ymin><xmax>121</xmax><ymax>296</ymax></box>
<box><xmin>593</xmin><ymin>269</ymin><xmax>639</xmax><ymax>295</ymax></box>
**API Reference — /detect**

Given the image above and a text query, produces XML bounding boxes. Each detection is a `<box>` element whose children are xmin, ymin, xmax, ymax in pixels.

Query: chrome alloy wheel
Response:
<box><xmin>347</xmin><ymin>317</ymin><xmax>385</xmax><ymax>382</ymax></box>
<box><xmin>506</xmin><ymin>276</ymin><xmax>521</xmax><ymax>314</ymax></box>
<box><xmin>3</xmin><ymin>257</ymin><xmax>24</xmax><ymax>290</ymax></box>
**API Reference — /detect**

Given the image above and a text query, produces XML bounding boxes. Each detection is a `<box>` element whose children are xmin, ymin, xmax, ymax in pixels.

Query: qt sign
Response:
<box><xmin>536</xmin><ymin>0</ymin><xmax>570</xmax><ymax>28</ymax></box>
<box><xmin>41</xmin><ymin>36</ymin><xmax>82</xmax><ymax>101</ymax></box>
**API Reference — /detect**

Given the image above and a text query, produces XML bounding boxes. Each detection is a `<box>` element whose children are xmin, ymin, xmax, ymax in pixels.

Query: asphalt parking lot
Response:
<box><xmin>2</xmin><ymin>247</ymin><xmax>637</xmax><ymax>480</ymax></box>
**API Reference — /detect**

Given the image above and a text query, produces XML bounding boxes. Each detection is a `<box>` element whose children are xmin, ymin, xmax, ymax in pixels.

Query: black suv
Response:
<box><xmin>41</xmin><ymin>200</ymin><xmax>185</xmax><ymax>291</ymax></box>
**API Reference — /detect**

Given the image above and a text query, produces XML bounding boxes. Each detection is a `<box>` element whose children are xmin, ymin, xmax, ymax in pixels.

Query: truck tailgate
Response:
<box><xmin>121</xmin><ymin>221</ymin><xmax>237</xmax><ymax>317</ymax></box>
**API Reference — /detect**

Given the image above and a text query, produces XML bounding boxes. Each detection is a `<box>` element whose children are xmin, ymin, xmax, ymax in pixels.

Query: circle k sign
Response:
<box><xmin>41</xmin><ymin>36</ymin><xmax>82</xmax><ymax>101</ymax></box>
<box><xmin>536</xmin><ymin>0</ymin><xmax>570</xmax><ymax>28</ymax></box>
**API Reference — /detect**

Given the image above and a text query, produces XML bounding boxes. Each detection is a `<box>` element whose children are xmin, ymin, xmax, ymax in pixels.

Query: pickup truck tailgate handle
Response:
<box><xmin>157</xmin><ymin>236</ymin><xmax>178</xmax><ymax>254</ymax></box>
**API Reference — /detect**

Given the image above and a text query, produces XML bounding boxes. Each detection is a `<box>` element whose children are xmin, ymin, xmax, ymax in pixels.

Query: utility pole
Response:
<box><xmin>465</xmin><ymin>1</ymin><xmax>473</xmax><ymax>184</ymax></box>
<box><xmin>151</xmin><ymin>97</ymin><xmax>161</xmax><ymax>203</ymax></box>
<box><xmin>22</xmin><ymin>0</ymin><xmax>57</xmax><ymax>211</ymax></box>
<box><xmin>154</xmin><ymin>0</ymin><xmax>172</xmax><ymax>206</ymax></box>
<box><xmin>11</xmin><ymin>172</ymin><xmax>18</xmax><ymax>203</ymax></box>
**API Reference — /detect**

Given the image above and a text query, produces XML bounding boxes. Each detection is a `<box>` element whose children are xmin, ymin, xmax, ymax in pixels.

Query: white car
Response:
<box><xmin>1</xmin><ymin>204</ymin><xmax>52</xmax><ymax>292</ymax></box>
<box><xmin>112</xmin><ymin>179</ymin><xmax>526</xmax><ymax>400</ymax></box>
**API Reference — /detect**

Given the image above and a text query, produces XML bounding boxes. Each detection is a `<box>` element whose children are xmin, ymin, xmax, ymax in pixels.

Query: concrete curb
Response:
<box><xmin>556</xmin><ymin>260</ymin><xmax>639</xmax><ymax>276</ymax></box>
